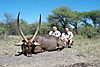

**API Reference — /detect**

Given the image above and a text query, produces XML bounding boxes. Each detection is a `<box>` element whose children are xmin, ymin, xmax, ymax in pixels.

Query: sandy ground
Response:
<box><xmin>0</xmin><ymin>35</ymin><xmax>100</xmax><ymax>67</ymax></box>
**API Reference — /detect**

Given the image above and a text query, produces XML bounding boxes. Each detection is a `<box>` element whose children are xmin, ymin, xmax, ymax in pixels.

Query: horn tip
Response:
<box><xmin>40</xmin><ymin>14</ymin><xmax>41</xmax><ymax>17</ymax></box>
<box><xmin>18</xmin><ymin>12</ymin><xmax>20</xmax><ymax>16</ymax></box>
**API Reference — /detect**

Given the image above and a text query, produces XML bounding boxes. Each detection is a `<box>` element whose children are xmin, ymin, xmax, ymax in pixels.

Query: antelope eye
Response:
<box><xmin>36</xmin><ymin>41</ymin><xmax>38</xmax><ymax>42</ymax></box>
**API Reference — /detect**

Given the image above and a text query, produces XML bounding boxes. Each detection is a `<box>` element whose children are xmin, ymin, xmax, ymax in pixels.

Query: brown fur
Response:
<box><xmin>15</xmin><ymin>35</ymin><xmax>65</xmax><ymax>56</ymax></box>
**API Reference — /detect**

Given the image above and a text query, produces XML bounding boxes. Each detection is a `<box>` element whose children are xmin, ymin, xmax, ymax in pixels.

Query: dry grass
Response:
<box><xmin>0</xmin><ymin>35</ymin><xmax>100</xmax><ymax>57</ymax></box>
<box><xmin>0</xmin><ymin>35</ymin><xmax>22</xmax><ymax>56</ymax></box>
<box><xmin>73</xmin><ymin>35</ymin><xmax>100</xmax><ymax>57</ymax></box>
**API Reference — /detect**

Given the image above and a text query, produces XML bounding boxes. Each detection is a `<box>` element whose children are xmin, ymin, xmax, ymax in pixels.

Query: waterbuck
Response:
<box><xmin>15</xmin><ymin>13</ymin><xmax>65</xmax><ymax>57</ymax></box>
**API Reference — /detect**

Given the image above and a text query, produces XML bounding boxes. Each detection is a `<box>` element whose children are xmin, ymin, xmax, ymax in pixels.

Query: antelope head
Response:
<box><xmin>17</xmin><ymin>12</ymin><xmax>41</xmax><ymax>56</ymax></box>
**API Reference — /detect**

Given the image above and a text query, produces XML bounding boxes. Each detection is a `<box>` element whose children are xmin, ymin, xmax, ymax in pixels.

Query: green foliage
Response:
<box><xmin>0</xmin><ymin>8</ymin><xmax>100</xmax><ymax>39</ymax></box>
<box><xmin>20</xmin><ymin>19</ymin><xmax>32</xmax><ymax>35</ymax></box>
<box><xmin>48</xmin><ymin>6</ymin><xmax>100</xmax><ymax>38</ymax></box>
<box><xmin>79</xmin><ymin>24</ymin><xmax>98</xmax><ymax>38</ymax></box>
<box><xmin>81</xmin><ymin>10</ymin><xmax>100</xmax><ymax>27</ymax></box>
<box><xmin>48</xmin><ymin>6</ymin><xmax>83</xmax><ymax>34</ymax></box>
<box><xmin>0</xmin><ymin>22</ymin><xmax>6</xmax><ymax>35</ymax></box>
<box><xmin>0</xmin><ymin>13</ymin><xmax>18</xmax><ymax>35</ymax></box>
<box><xmin>48</xmin><ymin>6</ymin><xmax>74</xmax><ymax>28</ymax></box>
<box><xmin>31</xmin><ymin>22</ymin><xmax>51</xmax><ymax>35</ymax></box>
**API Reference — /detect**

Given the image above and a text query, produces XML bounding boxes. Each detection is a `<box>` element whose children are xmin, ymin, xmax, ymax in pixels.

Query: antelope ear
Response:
<box><xmin>33</xmin><ymin>41</ymin><xmax>40</xmax><ymax>46</ymax></box>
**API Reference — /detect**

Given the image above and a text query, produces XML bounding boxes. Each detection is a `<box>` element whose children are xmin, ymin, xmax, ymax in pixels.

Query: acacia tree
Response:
<box><xmin>82</xmin><ymin>10</ymin><xmax>100</xmax><ymax>27</ymax></box>
<box><xmin>70</xmin><ymin>11</ymin><xmax>82</xmax><ymax>34</ymax></box>
<box><xmin>48</xmin><ymin>6</ymin><xmax>74</xmax><ymax>29</ymax></box>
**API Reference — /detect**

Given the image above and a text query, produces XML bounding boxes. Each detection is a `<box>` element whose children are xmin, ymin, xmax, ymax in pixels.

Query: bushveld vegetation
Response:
<box><xmin>0</xmin><ymin>6</ymin><xmax>100</xmax><ymax>39</ymax></box>
<box><xmin>0</xmin><ymin>6</ymin><xmax>100</xmax><ymax>67</ymax></box>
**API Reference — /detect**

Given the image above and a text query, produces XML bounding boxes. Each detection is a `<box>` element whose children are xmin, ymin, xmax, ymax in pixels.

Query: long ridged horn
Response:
<box><xmin>30</xmin><ymin>14</ymin><xmax>41</xmax><ymax>42</ymax></box>
<box><xmin>17</xmin><ymin>12</ymin><xmax>28</xmax><ymax>42</ymax></box>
